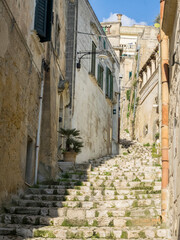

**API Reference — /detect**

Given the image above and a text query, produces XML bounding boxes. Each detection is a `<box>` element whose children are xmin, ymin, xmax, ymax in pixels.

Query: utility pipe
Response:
<box><xmin>160</xmin><ymin>0</ymin><xmax>169</xmax><ymax>222</ymax></box>
<box><xmin>34</xmin><ymin>59</ymin><xmax>45</xmax><ymax>185</ymax></box>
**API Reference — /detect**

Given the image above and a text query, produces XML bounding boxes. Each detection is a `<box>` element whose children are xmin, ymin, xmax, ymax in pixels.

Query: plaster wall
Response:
<box><xmin>0</xmin><ymin>0</ymin><xmax>41</xmax><ymax>203</ymax></box>
<box><xmin>166</xmin><ymin>3</ymin><xmax>180</xmax><ymax>238</ymax></box>
<box><xmin>135</xmin><ymin>69</ymin><xmax>159</xmax><ymax>144</ymax></box>
<box><xmin>71</xmin><ymin>0</ymin><xmax>119</xmax><ymax>163</ymax></box>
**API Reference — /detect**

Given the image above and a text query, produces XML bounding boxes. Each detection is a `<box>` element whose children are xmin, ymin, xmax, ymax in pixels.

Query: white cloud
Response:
<box><xmin>102</xmin><ymin>13</ymin><xmax>147</xmax><ymax>27</ymax></box>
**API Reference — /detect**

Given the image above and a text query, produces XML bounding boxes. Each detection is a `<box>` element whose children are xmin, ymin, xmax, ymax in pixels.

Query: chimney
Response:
<box><xmin>117</xmin><ymin>14</ymin><xmax>122</xmax><ymax>21</ymax></box>
<box><xmin>117</xmin><ymin>14</ymin><xmax>122</xmax><ymax>26</ymax></box>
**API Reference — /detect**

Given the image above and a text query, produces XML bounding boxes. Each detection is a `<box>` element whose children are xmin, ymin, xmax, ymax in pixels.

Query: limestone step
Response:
<box><xmin>11</xmin><ymin>198</ymin><xmax>161</xmax><ymax>209</ymax></box>
<box><xmin>0</xmin><ymin>213</ymin><xmax>160</xmax><ymax>227</ymax></box>
<box><xmin>22</xmin><ymin>193</ymin><xmax>161</xmax><ymax>201</ymax></box>
<box><xmin>3</xmin><ymin>206</ymin><xmax>161</xmax><ymax>219</ymax></box>
<box><xmin>0</xmin><ymin>225</ymin><xmax>170</xmax><ymax>239</ymax></box>
<box><xmin>0</xmin><ymin>238</ymin><xmax>170</xmax><ymax>240</ymax></box>
<box><xmin>27</xmin><ymin>182</ymin><xmax>161</xmax><ymax>194</ymax></box>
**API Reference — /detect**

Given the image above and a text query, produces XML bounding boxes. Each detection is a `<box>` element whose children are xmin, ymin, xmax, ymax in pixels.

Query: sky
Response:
<box><xmin>88</xmin><ymin>0</ymin><xmax>160</xmax><ymax>26</ymax></box>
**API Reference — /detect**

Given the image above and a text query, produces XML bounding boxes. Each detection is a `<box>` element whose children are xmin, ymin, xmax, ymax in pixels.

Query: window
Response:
<box><xmin>91</xmin><ymin>41</ymin><xmax>96</xmax><ymax>76</ymax></box>
<box><xmin>129</xmin><ymin>71</ymin><xmax>132</xmax><ymax>79</ymax></box>
<box><xmin>97</xmin><ymin>65</ymin><xmax>104</xmax><ymax>90</ymax></box>
<box><xmin>34</xmin><ymin>0</ymin><xmax>53</xmax><ymax>42</ymax></box>
<box><xmin>106</xmin><ymin>67</ymin><xmax>113</xmax><ymax>100</ymax></box>
<box><xmin>103</xmin><ymin>40</ymin><xmax>106</xmax><ymax>49</ymax></box>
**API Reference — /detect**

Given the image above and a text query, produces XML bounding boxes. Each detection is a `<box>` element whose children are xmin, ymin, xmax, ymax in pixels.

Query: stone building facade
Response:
<box><xmin>71</xmin><ymin>0</ymin><xmax>119</xmax><ymax>162</ymax></box>
<box><xmin>101</xmin><ymin>17</ymin><xmax>159</xmax><ymax>138</ymax></box>
<box><xmin>162</xmin><ymin>0</ymin><xmax>180</xmax><ymax>238</ymax></box>
<box><xmin>0</xmin><ymin>0</ymin><xmax>67</xmax><ymax>204</ymax></box>
<box><xmin>135</xmin><ymin>46</ymin><xmax>161</xmax><ymax>144</ymax></box>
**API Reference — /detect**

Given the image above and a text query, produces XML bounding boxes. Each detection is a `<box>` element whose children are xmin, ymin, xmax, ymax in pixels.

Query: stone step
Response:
<box><xmin>0</xmin><ymin>236</ymin><xmax>170</xmax><ymax>240</ymax></box>
<box><xmin>25</xmin><ymin>188</ymin><xmax>161</xmax><ymax>200</ymax></box>
<box><xmin>57</xmin><ymin>173</ymin><xmax>161</xmax><ymax>182</ymax></box>
<box><xmin>4</xmin><ymin>206</ymin><xmax>161</xmax><ymax>219</ymax></box>
<box><xmin>0</xmin><ymin>213</ymin><xmax>160</xmax><ymax>227</ymax></box>
<box><xmin>22</xmin><ymin>193</ymin><xmax>161</xmax><ymax>201</ymax></box>
<box><xmin>58</xmin><ymin>162</ymin><xmax>91</xmax><ymax>172</ymax></box>
<box><xmin>0</xmin><ymin>225</ymin><xmax>169</xmax><ymax>239</ymax></box>
<box><xmin>27</xmin><ymin>182</ymin><xmax>161</xmax><ymax>193</ymax></box>
<box><xmin>12</xmin><ymin>198</ymin><xmax>161</xmax><ymax>209</ymax></box>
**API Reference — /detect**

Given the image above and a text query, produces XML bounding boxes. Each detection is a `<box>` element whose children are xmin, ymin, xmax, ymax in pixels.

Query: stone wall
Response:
<box><xmin>134</xmin><ymin>46</ymin><xmax>160</xmax><ymax>144</ymax></box>
<box><xmin>71</xmin><ymin>0</ymin><xmax>119</xmax><ymax>163</ymax></box>
<box><xmin>0</xmin><ymin>0</ymin><xmax>42</xmax><ymax>203</ymax></box>
<box><xmin>38</xmin><ymin>0</ymin><xmax>67</xmax><ymax>182</ymax></box>
<box><xmin>164</xmin><ymin>2</ymin><xmax>180</xmax><ymax>238</ymax></box>
<box><xmin>0</xmin><ymin>0</ymin><xmax>67</xmax><ymax>203</ymax></box>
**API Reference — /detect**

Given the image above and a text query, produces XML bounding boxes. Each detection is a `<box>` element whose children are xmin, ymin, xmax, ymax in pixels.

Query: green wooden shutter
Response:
<box><xmin>34</xmin><ymin>0</ymin><xmax>48</xmax><ymax>38</ymax></box>
<box><xmin>100</xmin><ymin>67</ymin><xmax>104</xmax><ymax>90</ymax></box>
<box><xmin>110</xmin><ymin>74</ymin><xmax>113</xmax><ymax>100</ymax></box>
<box><xmin>34</xmin><ymin>0</ymin><xmax>53</xmax><ymax>42</ymax></box>
<box><xmin>97</xmin><ymin>64</ymin><xmax>100</xmax><ymax>85</ymax></box>
<box><xmin>91</xmin><ymin>42</ymin><xmax>96</xmax><ymax>76</ymax></box>
<box><xmin>45</xmin><ymin>0</ymin><xmax>53</xmax><ymax>42</ymax></box>
<box><xmin>106</xmin><ymin>67</ymin><xmax>109</xmax><ymax>96</ymax></box>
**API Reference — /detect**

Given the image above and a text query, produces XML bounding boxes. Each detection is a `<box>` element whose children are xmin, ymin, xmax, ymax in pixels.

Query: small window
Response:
<box><xmin>98</xmin><ymin>65</ymin><xmax>104</xmax><ymax>90</ymax></box>
<box><xmin>91</xmin><ymin>41</ymin><xmax>96</xmax><ymax>76</ymax></box>
<box><xmin>129</xmin><ymin>71</ymin><xmax>132</xmax><ymax>79</ymax></box>
<box><xmin>103</xmin><ymin>40</ymin><xmax>106</xmax><ymax>49</ymax></box>
<box><xmin>34</xmin><ymin>0</ymin><xmax>53</xmax><ymax>42</ymax></box>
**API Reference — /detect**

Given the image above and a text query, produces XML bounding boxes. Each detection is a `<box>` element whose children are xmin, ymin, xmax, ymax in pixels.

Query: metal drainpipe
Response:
<box><xmin>158</xmin><ymin>43</ymin><xmax>162</xmax><ymax>143</ymax></box>
<box><xmin>34</xmin><ymin>59</ymin><xmax>45</xmax><ymax>185</ymax></box>
<box><xmin>160</xmin><ymin>0</ymin><xmax>169</xmax><ymax>222</ymax></box>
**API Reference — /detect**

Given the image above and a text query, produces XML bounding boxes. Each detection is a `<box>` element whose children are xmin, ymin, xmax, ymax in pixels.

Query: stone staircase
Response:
<box><xmin>0</xmin><ymin>136</ymin><xmax>170</xmax><ymax>239</ymax></box>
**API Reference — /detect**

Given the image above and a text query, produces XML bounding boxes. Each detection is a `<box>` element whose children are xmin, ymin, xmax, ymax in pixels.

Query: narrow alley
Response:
<box><xmin>0</xmin><ymin>0</ymin><xmax>179</xmax><ymax>239</ymax></box>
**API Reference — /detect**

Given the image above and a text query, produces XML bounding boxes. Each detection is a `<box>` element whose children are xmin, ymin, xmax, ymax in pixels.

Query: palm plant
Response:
<box><xmin>59</xmin><ymin>128</ymin><xmax>83</xmax><ymax>153</ymax></box>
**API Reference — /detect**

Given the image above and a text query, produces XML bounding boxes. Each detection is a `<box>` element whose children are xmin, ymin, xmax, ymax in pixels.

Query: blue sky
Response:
<box><xmin>88</xmin><ymin>0</ymin><xmax>160</xmax><ymax>26</ymax></box>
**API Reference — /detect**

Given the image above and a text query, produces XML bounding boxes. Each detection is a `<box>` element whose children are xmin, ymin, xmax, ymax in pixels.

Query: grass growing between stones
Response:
<box><xmin>95</xmin><ymin>210</ymin><xmax>99</xmax><ymax>217</ymax></box>
<box><xmin>34</xmin><ymin>230</ymin><xmax>56</xmax><ymax>238</ymax></box>
<box><xmin>92</xmin><ymin>232</ymin><xmax>100</xmax><ymax>238</ymax></box>
<box><xmin>108</xmin><ymin>220</ymin><xmax>114</xmax><ymax>227</ymax></box>
<box><xmin>138</xmin><ymin>231</ymin><xmax>146</xmax><ymax>238</ymax></box>
<box><xmin>126</xmin><ymin>220</ymin><xmax>133</xmax><ymax>227</ymax></box>
<box><xmin>125</xmin><ymin>210</ymin><xmax>131</xmax><ymax>217</ymax></box>
<box><xmin>66</xmin><ymin>231</ymin><xmax>84</xmax><ymax>239</ymax></box>
<box><xmin>106</xmin><ymin>231</ymin><xmax>116</xmax><ymax>239</ymax></box>
<box><xmin>107</xmin><ymin>211</ymin><xmax>113</xmax><ymax>217</ymax></box>
<box><xmin>121</xmin><ymin>231</ymin><xmax>128</xmax><ymax>239</ymax></box>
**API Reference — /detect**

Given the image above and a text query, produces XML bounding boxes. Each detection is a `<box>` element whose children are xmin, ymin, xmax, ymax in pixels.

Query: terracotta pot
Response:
<box><xmin>63</xmin><ymin>151</ymin><xmax>77</xmax><ymax>162</ymax></box>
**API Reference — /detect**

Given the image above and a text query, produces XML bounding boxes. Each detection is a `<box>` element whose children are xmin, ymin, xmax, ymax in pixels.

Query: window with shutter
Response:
<box><xmin>97</xmin><ymin>65</ymin><xmax>104</xmax><ymax>90</ymax></box>
<box><xmin>91</xmin><ymin>42</ymin><xmax>96</xmax><ymax>76</ymax></box>
<box><xmin>106</xmin><ymin>67</ymin><xmax>109</xmax><ymax>96</ymax></box>
<box><xmin>110</xmin><ymin>74</ymin><xmax>113</xmax><ymax>100</ymax></box>
<box><xmin>34</xmin><ymin>0</ymin><xmax>53</xmax><ymax>42</ymax></box>
<box><xmin>106</xmin><ymin>67</ymin><xmax>113</xmax><ymax>100</ymax></box>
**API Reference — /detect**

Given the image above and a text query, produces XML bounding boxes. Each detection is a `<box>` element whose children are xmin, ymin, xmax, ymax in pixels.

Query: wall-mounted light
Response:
<box><xmin>77</xmin><ymin>50</ymin><xmax>109</xmax><ymax>69</ymax></box>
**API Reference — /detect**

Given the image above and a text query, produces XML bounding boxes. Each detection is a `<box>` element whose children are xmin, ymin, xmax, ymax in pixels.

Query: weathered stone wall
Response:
<box><xmin>138</xmin><ymin>27</ymin><xmax>159</xmax><ymax>69</ymax></box>
<box><xmin>166</xmin><ymin>3</ymin><xmax>180</xmax><ymax>238</ymax></box>
<box><xmin>0</xmin><ymin>0</ymin><xmax>67</xmax><ymax>203</ymax></box>
<box><xmin>38</xmin><ymin>0</ymin><xmax>67</xmax><ymax>181</ymax></box>
<box><xmin>135</xmin><ymin>69</ymin><xmax>159</xmax><ymax>144</ymax></box>
<box><xmin>0</xmin><ymin>0</ymin><xmax>42</xmax><ymax>203</ymax></box>
<box><xmin>101</xmin><ymin>21</ymin><xmax>159</xmax><ymax>138</ymax></box>
<box><xmin>71</xmin><ymin>0</ymin><xmax>119</xmax><ymax>163</ymax></box>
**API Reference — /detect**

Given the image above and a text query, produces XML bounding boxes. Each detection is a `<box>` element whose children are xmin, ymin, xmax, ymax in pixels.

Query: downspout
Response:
<box><xmin>160</xmin><ymin>0</ymin><xmax>169</xmax><ymax>222</ymax></box>
<box><xmin>34</xmin><ymin>59</ymin><xmax>45</xmax><ymax>185</ymax></box>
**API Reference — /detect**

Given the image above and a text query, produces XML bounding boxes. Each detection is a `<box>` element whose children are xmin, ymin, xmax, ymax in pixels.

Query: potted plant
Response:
<box><xmin>59</xmin><ymin>128</ymin><xmax>83</xmax><ymax>162</ymax></box>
